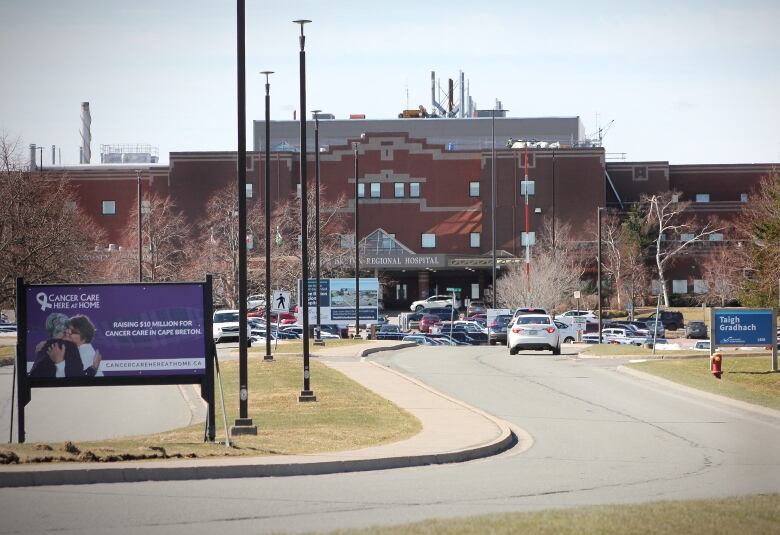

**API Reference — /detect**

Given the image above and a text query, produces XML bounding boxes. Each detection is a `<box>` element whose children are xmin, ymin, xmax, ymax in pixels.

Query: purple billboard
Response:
<box><xmin>25</xmin><ymin>284</ymin><xmax>207</xmax><ymax>378</ymax></box>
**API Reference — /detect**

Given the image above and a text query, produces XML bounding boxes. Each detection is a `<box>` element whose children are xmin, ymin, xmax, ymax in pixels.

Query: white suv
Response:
<box><xmin>508</xmin><ymin>314</ymin><xmax>561</xmax><ymax>355</ymax></box>
<box><xmin>213</xmin><ymin>310</ymin><xmax>252</xmax><ymax>347</ymax></box>
<box><xmin>410</xmin><ymin>295</ymin><xmax>460</xmax><ymax>312</ymax></box>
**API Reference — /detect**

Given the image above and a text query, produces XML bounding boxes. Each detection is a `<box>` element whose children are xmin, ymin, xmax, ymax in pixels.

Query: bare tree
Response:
<box><xmin>495</xmin><ymin>217</ymin><xmax>583</xmax><ymax>311</ymax></box>
<box><xmin>600</xmin><ymin>210</ymin><xmax>651</xmax><ymax>309</ymax></box>
<box><xmin>100</xmin><ymin>193</ymin><xmax>192</xmax><ymax>282</ymax></box>
<box><xmin>0</xmin><ymin>134</ymin><xmax>106</xmax><ymax>309</ymax></box>
<box><xmin>644</xmin><ymin>191</ymin><xmax>723</xmax><ymax>307</ymax></box>
<box><xmin>697</xmin><ymin>245</ymin><xmax>743</xmax><ymax>306</ymax></box>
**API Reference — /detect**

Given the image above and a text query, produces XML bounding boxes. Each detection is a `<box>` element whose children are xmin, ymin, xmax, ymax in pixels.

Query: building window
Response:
<box><xmin>246</xmin><ymin>183</ymin><xmax>253</xmax><ymax>198</ymax></box>
<box><xmin>470</xmin><ymin>232</ymin><xmax>480</xmax><ymax>248</ymax></box>
<box><xmin>650</xmin><ymin>280</ymin><xmax>661</xmax><ymax>295</ymax></box>
<box><xmin>469</xmin><ymin>181</ymin><xmax>480</xmax><ymax>197</ymax></box>
<box><xmin>693</xmin><ymin>279</ymin><xmax>708</xmax><ymax>294</ymax></box>
<box><xmin>358</xmin><ymin>183</ymin><xmax>365</xmax><ymax>198</ymax></box>
<box><xmin>695</xmin><ymin>193</ymin><xmax>710</xmax><ymax>203</ymax></box>
<box><xmin>680</xmin><ymin>233</ymin><xmax>694</xmax><ymax>241</ymax></box>
<box><xmin>471</xmin><ymin>283</ymin><xmax>480</xmax><ymax>300</ymax></box>
<box><xmin>671</xmin><ymin>193</ymin><xmax>679</xmax><ymax>203</ymax></box>
<box><xmin>296</xmin><ymin>183</ymin><xmax>301</xmax><ymax>198</ymax></box>
<box><xmin>672</xmin><ymin>279</ymin><xmax>688</xmax><ymax>294</ymax></box>
<box><xmin>395</xmin><ymin>284</ymin><xmax>407</xmax><ymax>300</ymax></box>
<box><xmin>520</xmin><ymin>180</ymin><xmax>535</xmax><ymax>196</ymax></box>
<box><xmin>246</xmin><ymin>233</ymin><xmax>254</xmax><ymax>250</ymax></box>
<box><xmin>709</xmin><ymin>233</ymin><xmax>724</xmax><ymax>241</ymax></box>
<box><xmin>409</xmin><ymin>182</ymin><xmax>420</xmax><ymax>198</ymax></box>
<box><xmin>65</xmin><ymin>200</ymin><xmax>77</xmax><ymax>212</ymax></box>
<box><xmin>341</xmin><ymin>234</ymin><xmax>355</xmax><ymax>248</ymax></box>
<box><xmin>740</xmin><ymin>193</ymin><xmax>748</xmax><ymax>202</ymax></box>
<box><xmin>394</xmin><ymin>183</ymin><xmax>405</xmax><ymax>198</ymax></box>
<box><xmin>521</xmin><ymin>232</ymin><xmax>536</xmax><ymax>246</ymax></box>
<box><xmin>421</xmin><ymin>233</ymin><xmax>436</xmax><ymax>248</ymax></box>
<box><xmin>370</xmin><ymin>183</ymin><xmax>381</xmax><ymax>198</ymax></box>
<box><xmin>102</xmin><ymin>200</ymin><xmax>116</xmax><ymax>215</ymax></box>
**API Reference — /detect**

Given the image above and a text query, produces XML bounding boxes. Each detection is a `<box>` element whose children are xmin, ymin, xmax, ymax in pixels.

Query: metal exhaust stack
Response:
<box><xmin>80</xmin><ymin>102</ymin><xmax>91</xmax><ymax>164</ymax></box>
<box><xmin>29</xmin><ymin>144</ymin><xmax>37</xmax><ymax>170</ymax></box>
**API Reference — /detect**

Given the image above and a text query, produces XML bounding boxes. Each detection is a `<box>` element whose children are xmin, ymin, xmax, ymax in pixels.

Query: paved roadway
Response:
<box><xmin>2</xmin><ymin>344</ymin><xmax>779</xmax><ymax>534</ymax></box>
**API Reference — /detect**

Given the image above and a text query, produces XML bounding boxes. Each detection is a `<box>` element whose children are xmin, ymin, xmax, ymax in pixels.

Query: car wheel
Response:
<box><xmin>415</xmin><ymin>305</ymin><xmax>424</xmax><ymax>312</ymax></box>
<box><xmin>490</xmin><ymin>339</ymin><xmax>496</xmax><ymax>345</ymax></box>
<box><xmin>552</xmin><ymin>344</ymin><xmax>561</xmax><ymax>355</ymax></box>
<box><xmin>509</xmin><ymin>346</ymin><xmax>519</xmax><ymax>355</ymax></box>
<box><xmin>564</xmin><ymin>336</ymin><xmax>574</xmax><ymax>344</ymax></box>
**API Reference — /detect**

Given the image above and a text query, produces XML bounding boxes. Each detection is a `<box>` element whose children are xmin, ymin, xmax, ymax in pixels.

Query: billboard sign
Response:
<box><xmin>711</xmin><ymin>308</ymin><xmax>776</xmax><ymax>346</ymax></box>
<box><xmin>24</xmin><ymin>283</ymin><xmax>208</xmax><ymax>379</ymax></box>
<box><xmin>298</xmin><ymin>278</ymin><xmax>379</xmax><ymax>325</ymax></box>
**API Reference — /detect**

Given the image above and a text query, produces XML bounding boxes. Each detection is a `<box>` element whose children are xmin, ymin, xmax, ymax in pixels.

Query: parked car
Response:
<box><xmin>410</xmin><ymin>294</ymin><xmax>460</xmax><ymax>312</ymax></box>
<box><xmin>404</xmin><ymin>312</ymin><xmax>424</xmax><ymax>331</ymax></box>
<box><xmin>427</xmin><ymin>307</ymin><xmax>458</xmax><ymax>322</ymax></box>
<box><xmin>508</xmin><ymin>314</ymin><xmax>561</xmax><ymax>355</ymax></box>
<box><xmin>638</xmin><ymin>310</ymin><xmax>684</xmax><ymax>330</ymax></box>
<box><xmin>247</xmin><ymin>294</ymin><xmax>265</xmax><ymax>309</ymax></box>
<box><xmin>213</xmin><ymin>310</ymin><xmax>251</xmax><ymax>346</ymax></box>
<box><xmin>402</xmin><ymin>334</ymin><xmax>441</xmax><ymax>346</ymax></box>
<box><xmin>426</xmin><ymin>333</ymin><xmax>471</xmax><ymax>346</ymax></box>
<box><xmin>605</xmin><ymin>320</ymin><xmax>650</xmax><ymax>337</ymax></box>
<box><xmin>554</xmin><ymin>320</ymin><xmax>578</xmax><ymax>344</ymax></box>
<box><xmin>686</xmin><ymin>320</ymin><xmax>708</xmax><ymax>339</ymax></box>
<box><xmin>375</xmin><ymin>324</ymin><xmax>406</xmax><ymax>341</ymax></box>
<box><xmin>448</xmin><ymin>325</ymin><xmax>488</xmax><ymax>344</ymax></box>
<box><xmin>466</xmin><ymin>300</ymin><xmax>487</xmax><ymax>316</ymax></box>
<box><xmin>512</xmin><ymin>307</ymin><xmax>548</xmax><ymax>321</ymax></box>
<box><xmin>555</xmin><ymin>310</ymin><xmax>597</xmax><ymax>321</ymax></box>
<box><xmin>693</xmin><ymin>340</ymin><xmax>711</xmax><ymax>351</ymax></box>
<box><xmin>419</xmin><ymin>314</ymin><xmax>442</xmax><ymax>333</ymax></box>
<box><xmin>643</xmin><ymin>319</ymin><xmax>666</xmax><ymax>338</ymax></box>
<box><xmin>488</xmin><ymin>314</ymin><xmax>513</xmax><ymax>345</ymax></box>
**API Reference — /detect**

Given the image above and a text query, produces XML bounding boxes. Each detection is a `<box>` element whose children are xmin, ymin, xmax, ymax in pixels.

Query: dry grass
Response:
<box><xmin>321</xmin><ymin>495</ymin><xmax>780</xmax><ymax>535</ymax></box>
<box><xmin>0</xmin><ymin>355</ymin><xmax>421</xmax><ymax>464</ymax></box>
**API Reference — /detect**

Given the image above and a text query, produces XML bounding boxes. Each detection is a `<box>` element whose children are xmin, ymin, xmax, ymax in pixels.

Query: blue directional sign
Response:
<box><xmin>711</xmin><ymin>308</ymin><xmax>775</xmax><ymax>346</ymax></box>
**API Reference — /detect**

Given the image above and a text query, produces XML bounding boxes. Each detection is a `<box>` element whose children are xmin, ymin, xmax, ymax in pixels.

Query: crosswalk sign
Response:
<box><xmin>271</xmin><ymin>290</ymin><xmax>291</xmax><ymax>313</ymax></box>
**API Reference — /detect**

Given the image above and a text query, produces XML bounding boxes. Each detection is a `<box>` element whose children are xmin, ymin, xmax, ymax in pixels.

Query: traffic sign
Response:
<box><xmin>446</xmin><ymin>287</ymin><xmax>461</xmax><ymax>292</ymax></box>
<box><xmin>271</xmin><ymin>290</ymin><xmax>291</xmax><ymax>313</ymax></box>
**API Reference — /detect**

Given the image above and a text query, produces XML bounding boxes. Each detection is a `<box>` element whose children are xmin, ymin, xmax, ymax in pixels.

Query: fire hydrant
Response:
<box><xmin>710</xmin><ymin>352</ymin><xmax>723</xmax><ymax>379</ymax></box>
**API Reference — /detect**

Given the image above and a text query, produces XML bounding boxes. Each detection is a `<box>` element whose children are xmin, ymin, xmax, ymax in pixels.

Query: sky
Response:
<box><xmin>1</xmin><ymin>0</ymin><xmax>779</xmax><ymax>166</ymax></box>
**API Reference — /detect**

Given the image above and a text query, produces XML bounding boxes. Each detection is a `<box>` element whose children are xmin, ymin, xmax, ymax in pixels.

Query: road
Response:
<box><xmin>1</xmin><ymin>344</ymin><xmax>779</xmax><ymax>534</ymax></box>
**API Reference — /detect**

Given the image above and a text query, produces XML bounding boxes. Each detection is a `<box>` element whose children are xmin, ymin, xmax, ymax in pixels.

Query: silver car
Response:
<box><xmin>508</xmin><ymin>314</ymin><xmax>561</xmax><ymax>355</ymax></box>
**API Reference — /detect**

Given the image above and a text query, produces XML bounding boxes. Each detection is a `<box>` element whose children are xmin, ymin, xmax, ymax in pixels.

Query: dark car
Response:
<box><xmin>637</xmin><ymin>310</ymin><xmax>684</xmax><ymax>331</ymax></box>
<box><xmin>466</xmin><ymin>300</ymin><xmax>487</xmax><ymax>316</ymax></box>
<box><xmin>685</xmin><ymin>320</ymin><xmax>708</xmax><ymax>339</ymax></box>
<box><xmin>488</xmin><ymin>314</ymin><xmax>513</xmax><ymax>345</ymax></box>
<box><xmin>375</xmin><ymin>324</ymin><xmax>406</xmax><ymax>340</ymax></box>
<box><xmin>427</xmin><ymin>307</ymin><xmax>458</xmax><ymax>322</ymax></box>
<box><xmin>448</xmin><ymin>325</ymin><xmax>488</xmax><ymax>344</ymax></box>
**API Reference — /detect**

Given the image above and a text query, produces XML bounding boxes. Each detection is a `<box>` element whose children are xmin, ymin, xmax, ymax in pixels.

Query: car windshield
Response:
<box><xmin>515</xmin><ymin>316</ymin><xmax>550</xmax><ymax>325</ymax></box>
<box><xmin>214</xmin><ymin>312</ymin><xmax>239</xmax><ymax>323</ymax></box>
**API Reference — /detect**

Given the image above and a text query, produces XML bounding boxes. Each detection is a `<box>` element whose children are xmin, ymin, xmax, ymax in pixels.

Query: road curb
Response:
<box><xmin>0</xmin><ymin>348</ymin><xmax>518</xmax><ymax>488</ymax></box>
<box><xmin>617</xmin><ymin>365</ymin><xmax>780</xmax><ymax>421</ymax></box>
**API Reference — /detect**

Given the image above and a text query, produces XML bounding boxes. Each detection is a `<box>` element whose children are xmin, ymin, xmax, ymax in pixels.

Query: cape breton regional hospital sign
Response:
<box><xmin>362</xmin><ymin>254</ymin><xmax>447</xmax><ymax>268</ymax></box>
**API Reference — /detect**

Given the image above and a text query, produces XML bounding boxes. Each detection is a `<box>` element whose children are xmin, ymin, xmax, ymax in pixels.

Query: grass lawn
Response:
<box><xmin>325</xmin><ymin>494</ymin><xmax>780</xmax><ymax>535</ymax></box>
<box><xmin>628</xmin><ymin>356</ymin><xmax>780</xmax><ymax>410</ymax></box>
<box><xmin>0</xmin><ymin>355</ymin><xmax>421</xmax><ymax>464</ymax></box>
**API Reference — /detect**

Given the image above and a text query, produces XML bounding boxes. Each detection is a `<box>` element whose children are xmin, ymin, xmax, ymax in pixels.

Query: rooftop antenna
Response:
<box><xmin>598</xmin><ymin>119</ymin><xmax>614</xmax><ymax>146</ymax></box>
<box><xmin>405</xmin><ymin>79</ymin><xmax>409</xmax><ymax>110</ymax></box>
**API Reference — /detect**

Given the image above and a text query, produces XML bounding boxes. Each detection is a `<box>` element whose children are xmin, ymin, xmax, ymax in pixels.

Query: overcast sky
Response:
<box><xmin>1</xmin><ymin>0</ymin><xmax>778</xmax><ymax>166</ymax></box>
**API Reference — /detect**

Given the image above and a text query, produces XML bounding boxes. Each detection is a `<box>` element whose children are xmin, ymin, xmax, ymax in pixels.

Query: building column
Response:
<box><xmin>418</xmin><ymin>271</ymin><xmax>430</xmax><ymax>299</ymax></box>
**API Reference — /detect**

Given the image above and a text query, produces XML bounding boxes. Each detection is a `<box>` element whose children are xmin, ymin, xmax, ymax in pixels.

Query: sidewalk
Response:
<box><xmin>0</xmin><ymin>342</ymin><xmax>519</xmax><ymax>488</ymax></box>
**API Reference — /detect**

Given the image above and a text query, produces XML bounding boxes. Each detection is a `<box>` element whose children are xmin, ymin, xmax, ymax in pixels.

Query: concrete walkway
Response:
<box><xmin>0</xmin><ymin>342</ymin><xmax>519</xmax><ymax>488</ymax></box>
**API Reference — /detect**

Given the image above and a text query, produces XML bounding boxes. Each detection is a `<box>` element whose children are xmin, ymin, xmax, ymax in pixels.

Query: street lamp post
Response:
<box><xmin>260</xmin><ymin>70</ymin><xmax>274</xmax><ymax>362</ymax></box>
<box><xmin>232</xmin><ymin>0</ymin><xmax>256</xmax><ymax>435</ymax></box>
<box><xmin>491</xmin><ymin>107</ymin><xmax>497</xmax><ymax>309</ymax></box>
<box><xmin>597</xmin><ymin>206</ymin><xmax>604</xmax><ymax>344</ymax></box>
<box><xmin>523</xmin><ymin>142</ymin><xmax>530</xmax><ymax>292</ymax></box>
<box><xmin>136</xmin><ymin>170</ymin><xmax>142</xmax><ymax>282</ymax></box>
<box><xmin>294</xmin><ymin>19</ymin><xmax>316</xmax><ymax>402</ymax></box>
<box><xmin>312</xmin><ymin>109</ymin><xmax>324</xmax><ymax>346</ymax></box>
<box><xmin>353</xmin><ymin>138</ymin><xmax>361</xmax><ymax>339</ymax></box>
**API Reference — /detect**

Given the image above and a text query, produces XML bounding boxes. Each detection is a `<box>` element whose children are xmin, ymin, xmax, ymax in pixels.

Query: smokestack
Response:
<box><xmin>52</xmin><ymin>145</ymin><xmax>56</xmax><ymax>165</ymax></box>
<box><xmin>460</xmin><ymin>71</ymin><xmax>465</xmax><ymax>118</ymax></box>
<box><xmin>431</xmin><ymin>71</ymin><xmax>435</xmax><ymax>113</ymax></box>
<box><xmin>448</xmin><ymin>79</ymin><xmax>454</xmax><ymax>115</ymax></box>
<box><xmin>80</xmin><ymin>102</ymin><xmax>91</xmax><ymax>164</ymax></box>
<box><xmin>29</xmin><ymin>144</ymin><xmax>37</xmax><ymax>170</ymax></box>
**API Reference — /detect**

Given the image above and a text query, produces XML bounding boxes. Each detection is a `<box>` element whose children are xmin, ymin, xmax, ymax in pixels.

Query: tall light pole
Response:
<box><xmin>136</xmin><ymin>170</ymin><xmax>142</xmax><ymax>282</ymax></box>
<box><xmin>260</xmin><ymin>70</ymin><xmax>274</xmax><ymax>362</ymax></box>
<box><xmin>353</xmin><ymin>137</ymin><xmax>362</xmax><ymax>339</ymax></box>
<box><xmin>597</xmin><ymin>206</ymin><xmax>604</xmax><ymax>344</ymax></box>
<box><xmin>523</xmin><ymin>142</ymin><xmax>531</xmax><ymax>292</ymax></box>
<box><xmin>233</xmin><ymin>0</ymin><xmax>256</xmax><ymax>435</ymax></box>
<box><xmin>491</xmin><ymin>106</ymin><xmax>497</xmax><ymax>308</ymax></box>
<box><xmin>312</xmin><ymin>109</ymin><xmax>324</xmax><ymax>346</ymax></box>
<box><xmin>294</xmin><ymin>19</ymin><xmax>316</xmax><ymax>402</ymax></box>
